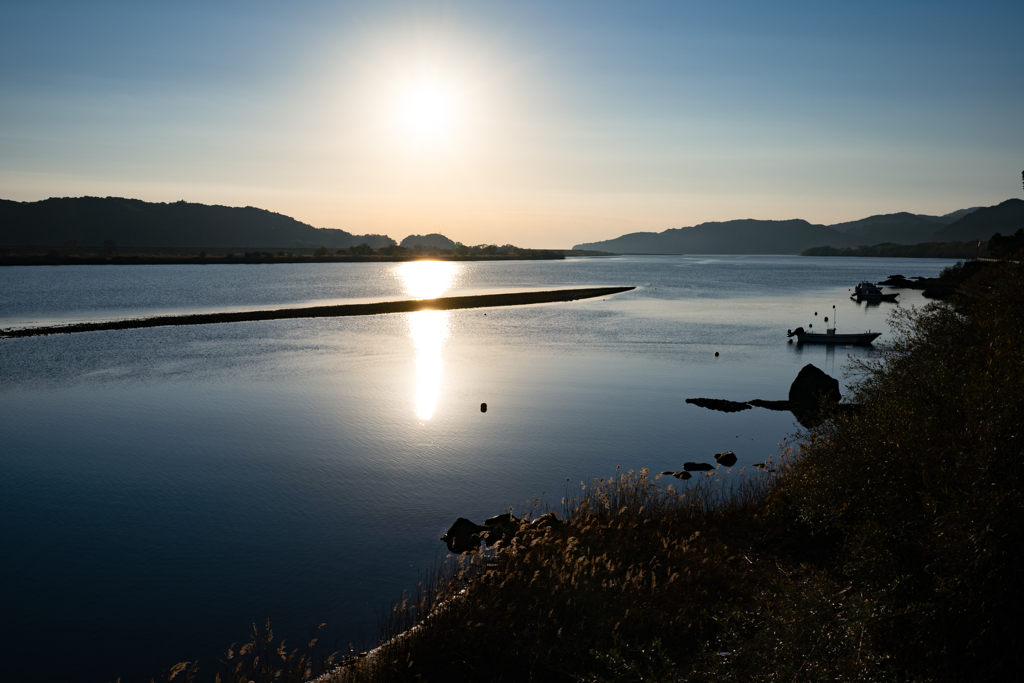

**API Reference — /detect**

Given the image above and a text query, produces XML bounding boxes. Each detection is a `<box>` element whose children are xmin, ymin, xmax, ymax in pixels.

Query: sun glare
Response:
<box><xmin>396</xmin><ymin>260</ymin><xmax>461</xmax><ymax>299</ymax></box>
<box><xmin>395</xmin><ymin>79</ymin><xmax>460</xmax><ymax>145</ymax></box>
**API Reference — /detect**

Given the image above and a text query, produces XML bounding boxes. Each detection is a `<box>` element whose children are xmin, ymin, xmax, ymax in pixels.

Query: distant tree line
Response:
<box><xmin>328</xmin><ymin>242</ymin><xmax>562</xmax><ymax>259</ymax></box>
<box><xmin>987</xmin><ymin>228</ymin><xmax>1024</xmax><ymax>259</ymax></box>
<box><xmin>803</xmin><ymin>229</ymin><xmax>1024</xmax><ymax>260</ymax></box>
<box><xmin>801</xmin><ymin>240</ymin><xmax>989</xmax><ymax>258</ymax></box>
<box><xmin>0</xmin><ymin>242</ymin><xmax>565</xmax><ymax>265</ymax></box>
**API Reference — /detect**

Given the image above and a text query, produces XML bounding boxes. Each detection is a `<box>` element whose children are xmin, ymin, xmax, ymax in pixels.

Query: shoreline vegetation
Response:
<box><xmin>801</xmin><ymin>240</ymin><xmax>987</xmax><ymax>258</ymax></box>
<box><xmin>802</xmin><ymin>228</ymin><xmax>1023</xmax><ymax>260</ymax></box>
<box><xmin>0</xmin><ymin>287</ymin><xmax>635</xmax><ymax>339</ymax></box>
<box><xmin>139</xmin><ymin>256</ymin><xmax>1023</xmax><ymax>683</ymax></box>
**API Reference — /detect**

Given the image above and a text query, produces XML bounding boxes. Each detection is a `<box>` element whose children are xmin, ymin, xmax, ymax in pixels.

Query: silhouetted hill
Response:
<box><xmin>928</xmin><ymin>199</ymin><xmax>1024</xmax><ymax>243</ymax></box>
<box><xmin>573</xmin><ymin>219</ymin><xmax>861</xmax><ymax>255</ymax></box>
<box><xmin>0</xmin><ymin>197</ymin><xmax>395</xmax><ymax>249</ymax></box>
<box><xmin>922</xmin><ymin>207</ymin><xmax>982</xmax><ymax>224</ymax></box>
<box><xmin>400</xmin><ymin>233</ymin><xmax>456</xmax><ymax>250</ymax></box>
<box><xmin>828</xmin><ymin>212</ymin><xmax>947</xmax><ymax>245</ymax></box>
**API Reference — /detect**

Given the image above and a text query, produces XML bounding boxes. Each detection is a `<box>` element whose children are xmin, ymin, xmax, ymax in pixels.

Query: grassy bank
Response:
<box><xmin>141</xmin><ymin>260</ymin><xmax>1023</xmax><ymax>683</ymax></box>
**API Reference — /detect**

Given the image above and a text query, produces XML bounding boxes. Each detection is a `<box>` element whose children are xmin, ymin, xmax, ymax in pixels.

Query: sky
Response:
<box><xmin>1</xmin><ymin>0</ymin><xmax>1022</xmax><ymax>248</ymax></box>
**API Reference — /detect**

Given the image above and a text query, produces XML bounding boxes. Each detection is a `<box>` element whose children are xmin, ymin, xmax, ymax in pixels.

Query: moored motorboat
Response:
<box><xmin>852</xmin><ymin>281</ymin><xmax>899</xmax><ymax>302</ymax></box>
<box><xmin>787</xmin><ymin>326</ymin><xmax>881</xmax><ymax>345</ymax></box>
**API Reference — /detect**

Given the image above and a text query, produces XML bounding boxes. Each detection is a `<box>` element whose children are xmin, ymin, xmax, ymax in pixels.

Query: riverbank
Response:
<box><xmin>0</xmin><ymin>287</ymin><xmax>634</xmax><ymax>339</ymax></box>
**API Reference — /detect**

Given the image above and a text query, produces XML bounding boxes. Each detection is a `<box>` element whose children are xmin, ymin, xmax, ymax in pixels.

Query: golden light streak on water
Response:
<box><xmin>407</xmin><ymin>309</ymin><xmax>451</xmax><ymax>420</ymax></box>
<box><xmin>395</xmin><ymin>260</ymin><xmax>461</xmax><ymax>299</ymax></box>
<box><xmin>396</xmin><ymin>261</ymin><xmax>462</xmax><ymax>420</ymax></box>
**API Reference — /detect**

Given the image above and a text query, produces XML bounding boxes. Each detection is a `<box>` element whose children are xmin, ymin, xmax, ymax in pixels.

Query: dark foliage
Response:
<box><xmin>784</xmin><ymin>260</ymin><xmax>1024</xmax><ymax>681</ymax></box>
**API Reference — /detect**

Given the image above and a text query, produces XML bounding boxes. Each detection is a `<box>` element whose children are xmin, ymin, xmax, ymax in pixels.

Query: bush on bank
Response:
<box><xmin>781</xmin><ymin>258</ymin><xmax>1023</xmax><ymax>680</ymax></box>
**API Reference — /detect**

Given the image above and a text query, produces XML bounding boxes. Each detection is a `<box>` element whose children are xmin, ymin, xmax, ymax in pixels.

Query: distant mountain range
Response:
<box><xmin>929</xmin><ymin>200</ymin><xmax>1024</xmax><ymax>243</ymax></box>
<box><xmin>3</xmin><ymin>195</ymin><xmax>1021</xmax><ymax>255</ymax></box>
<box><xmin>0</xmin><ymin>196</ymin><xmax>396</xmax><ymax>249</ymax></box>
<box><xmin>574</xmin><ymin>199</ymin><xmax>1023</xmax><ymax>254</ymax></box>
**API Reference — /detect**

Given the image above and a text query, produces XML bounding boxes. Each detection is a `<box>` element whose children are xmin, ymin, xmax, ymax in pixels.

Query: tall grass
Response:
<box><xmin>333</xmin><ymin>459</ymin><xmax>850</xmax><ymax>682</ymax></box>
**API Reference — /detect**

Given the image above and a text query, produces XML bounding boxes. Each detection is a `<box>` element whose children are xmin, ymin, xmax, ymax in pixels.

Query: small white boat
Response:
<box><xmin>787</xmin><ymin>326</ymin><xmax>880</xmax><ymax>345</ymax></box>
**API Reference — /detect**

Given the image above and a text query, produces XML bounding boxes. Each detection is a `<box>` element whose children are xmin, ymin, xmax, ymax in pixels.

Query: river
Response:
<box><xmin>0</xmin><ymin>255</ymin><xmax>957</xmax><ymax>682</ymax></box>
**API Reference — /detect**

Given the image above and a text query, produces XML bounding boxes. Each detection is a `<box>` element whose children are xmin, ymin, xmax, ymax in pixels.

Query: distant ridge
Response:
<box><xmin>0</xmin><ymin>197</ymin><xmax>395</xmax><ymax>249</ymax></box>
<box><xmin>928</xmin><ymin>199</ymin><xmax>1024</xmax><ymax>243</ymax></box>
<box><xmin>573</xmin><ymin>219</ymin><xmax>861</xmax><ymax>255</ymax></box>
<box><xmin>400</xmin><ymin>233</ymin><xmax>457</xmax><ymax>250</ymax></box>
<box><xmin>574</xmin><ymin>202</ymin><xmax>1011</xmax><ymax>255</ymax></box>
<box><xmin>827</xmin><ymin>208</ymin><xmax>983</xmax><ymax>245</ymax></box>
<box><xmin>922</xmin><ymin>207</ymin><xmax>983</xmax><ymax>224</ymax></box>
<box><xmin>829</xmin><ymin>212</ymin><xmax>947</xmax><ymax>245</ymax></box>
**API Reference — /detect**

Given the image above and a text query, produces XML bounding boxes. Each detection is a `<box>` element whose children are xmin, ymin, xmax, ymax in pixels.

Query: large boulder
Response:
<box><xmin>715</xmin><ymin>451</ymin><xmax>738</xmax><ymax>467</ymax></box>
<box><xmin>482</xmin><ymin>513</ymin><xmax>521</xmax><ymax>547</ymax></box>
<box><xmin>788</xmin><ymin>364</ymin><xmax>841</xmax><ymax>409</ymax></box>
<box><xmin>529</xmin><ymin>512</ymin><xmax>561</xmax><ymax>530</ymax></box>
<box><xmin>441</xmin><ymin>517</ymin><xmax>488</xmax><ymax>554</ymax></box>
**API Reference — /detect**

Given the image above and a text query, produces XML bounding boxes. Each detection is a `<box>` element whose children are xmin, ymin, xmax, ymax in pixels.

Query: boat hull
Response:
<box><xmin>795</xmin><ymin>331</ymin><xmax>881</xmax><ymax>345</ymax></box>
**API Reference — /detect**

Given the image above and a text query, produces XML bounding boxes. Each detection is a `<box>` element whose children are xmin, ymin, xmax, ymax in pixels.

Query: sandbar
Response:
<box><xmin>1</xmin><ymin>287</ymin><xmax>635</xmax><ymax>339</ymax></box>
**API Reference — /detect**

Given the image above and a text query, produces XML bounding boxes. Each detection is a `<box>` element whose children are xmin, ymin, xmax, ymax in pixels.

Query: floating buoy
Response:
<box><xmin>480</xmin><ymin>403</ymin><xmax>487</xmax><ymax>413</ymax></box>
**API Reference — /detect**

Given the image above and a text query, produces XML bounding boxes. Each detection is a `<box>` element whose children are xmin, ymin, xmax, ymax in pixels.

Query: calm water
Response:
<box><xmin>0</xmin><ymin>255</ymin><xmax>957</xmax><ymax>682</ymax></box>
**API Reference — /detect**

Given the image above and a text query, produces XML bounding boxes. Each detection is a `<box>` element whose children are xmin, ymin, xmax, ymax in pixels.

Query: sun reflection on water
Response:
<box><xmin>408</xmin><ymin>310</ymin><xmax>451</xmax><ymax>420</ymax></box>
<box><xmin>395</xmin><ymin>261</ymin><xmax>463</xmax><ymax>421</ymax></box>
<box><xmin>396</xmin><ymin>260</ymin><xmax>461</xmax><ymax>299</ymax></box>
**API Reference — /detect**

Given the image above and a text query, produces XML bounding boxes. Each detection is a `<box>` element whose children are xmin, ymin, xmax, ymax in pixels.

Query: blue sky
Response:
<box><xmin>2</xmin><ymin>0</ymin><xmax>1021</xmax><ymax>247</ymax></box>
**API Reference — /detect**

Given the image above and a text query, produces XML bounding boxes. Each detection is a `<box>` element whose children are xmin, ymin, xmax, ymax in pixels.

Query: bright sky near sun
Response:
<box><xmin>1</xmin><ymin>0</ymin><xmax>1022</xmax><ymax>248</ymax></box>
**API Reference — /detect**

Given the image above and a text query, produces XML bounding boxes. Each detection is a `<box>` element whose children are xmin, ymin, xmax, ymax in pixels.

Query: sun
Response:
<box><xmin>395</xmin><ymin>79</ymin><xmax>460</xmax><ymax>146</ymax></box>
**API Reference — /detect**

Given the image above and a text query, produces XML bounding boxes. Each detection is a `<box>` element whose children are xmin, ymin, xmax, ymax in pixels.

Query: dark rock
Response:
<box><xmin>441</xmin><ymin>517</ymin><xmax>488</xmax><ymax>554</ymax></box>
<box><xmin>529</xmin><ymin>512</ymin><xmax>561</xmax><ymax>529</ymax></box>
<box><xmin>683</xmin><ymin>462</ymin><xmax>716</xmax><ymax>472</ymax></box>
<box><xmin>747</xmin><ymin>399</ymin><xmax>791</xmax><ymax>411</ymax></box>
<box><xmin>879</xmin><ymin>274</ymin><xmax>912</xmax><ymax>286</ymax></box>
<box><xmin>715</xmin><ymin>451</ymin><xmax>738</xmax><ymax>467</ymax></box>
<box><xmin>686</xmin><ymin>398</ymin><xmax>752</xmax><ymax>413</ymax></box>
<box><xmin>482</xmin><ymin>513</ymin><xmax>521</xmax><ymax>547</ymax></box>
<box><xmin>484</xmin><ymin>512</ymin><xmax>518</xmax><ymax>527</ymax></box>
<box><xmin>788</xmin><ymin>364</ymin><xmax>841</xmax><ymax>409</ymax></box>
<box><xmin>660</xmin><ymin>471</ymin><xmax>692</xmax><ymax>480</ymax></box>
